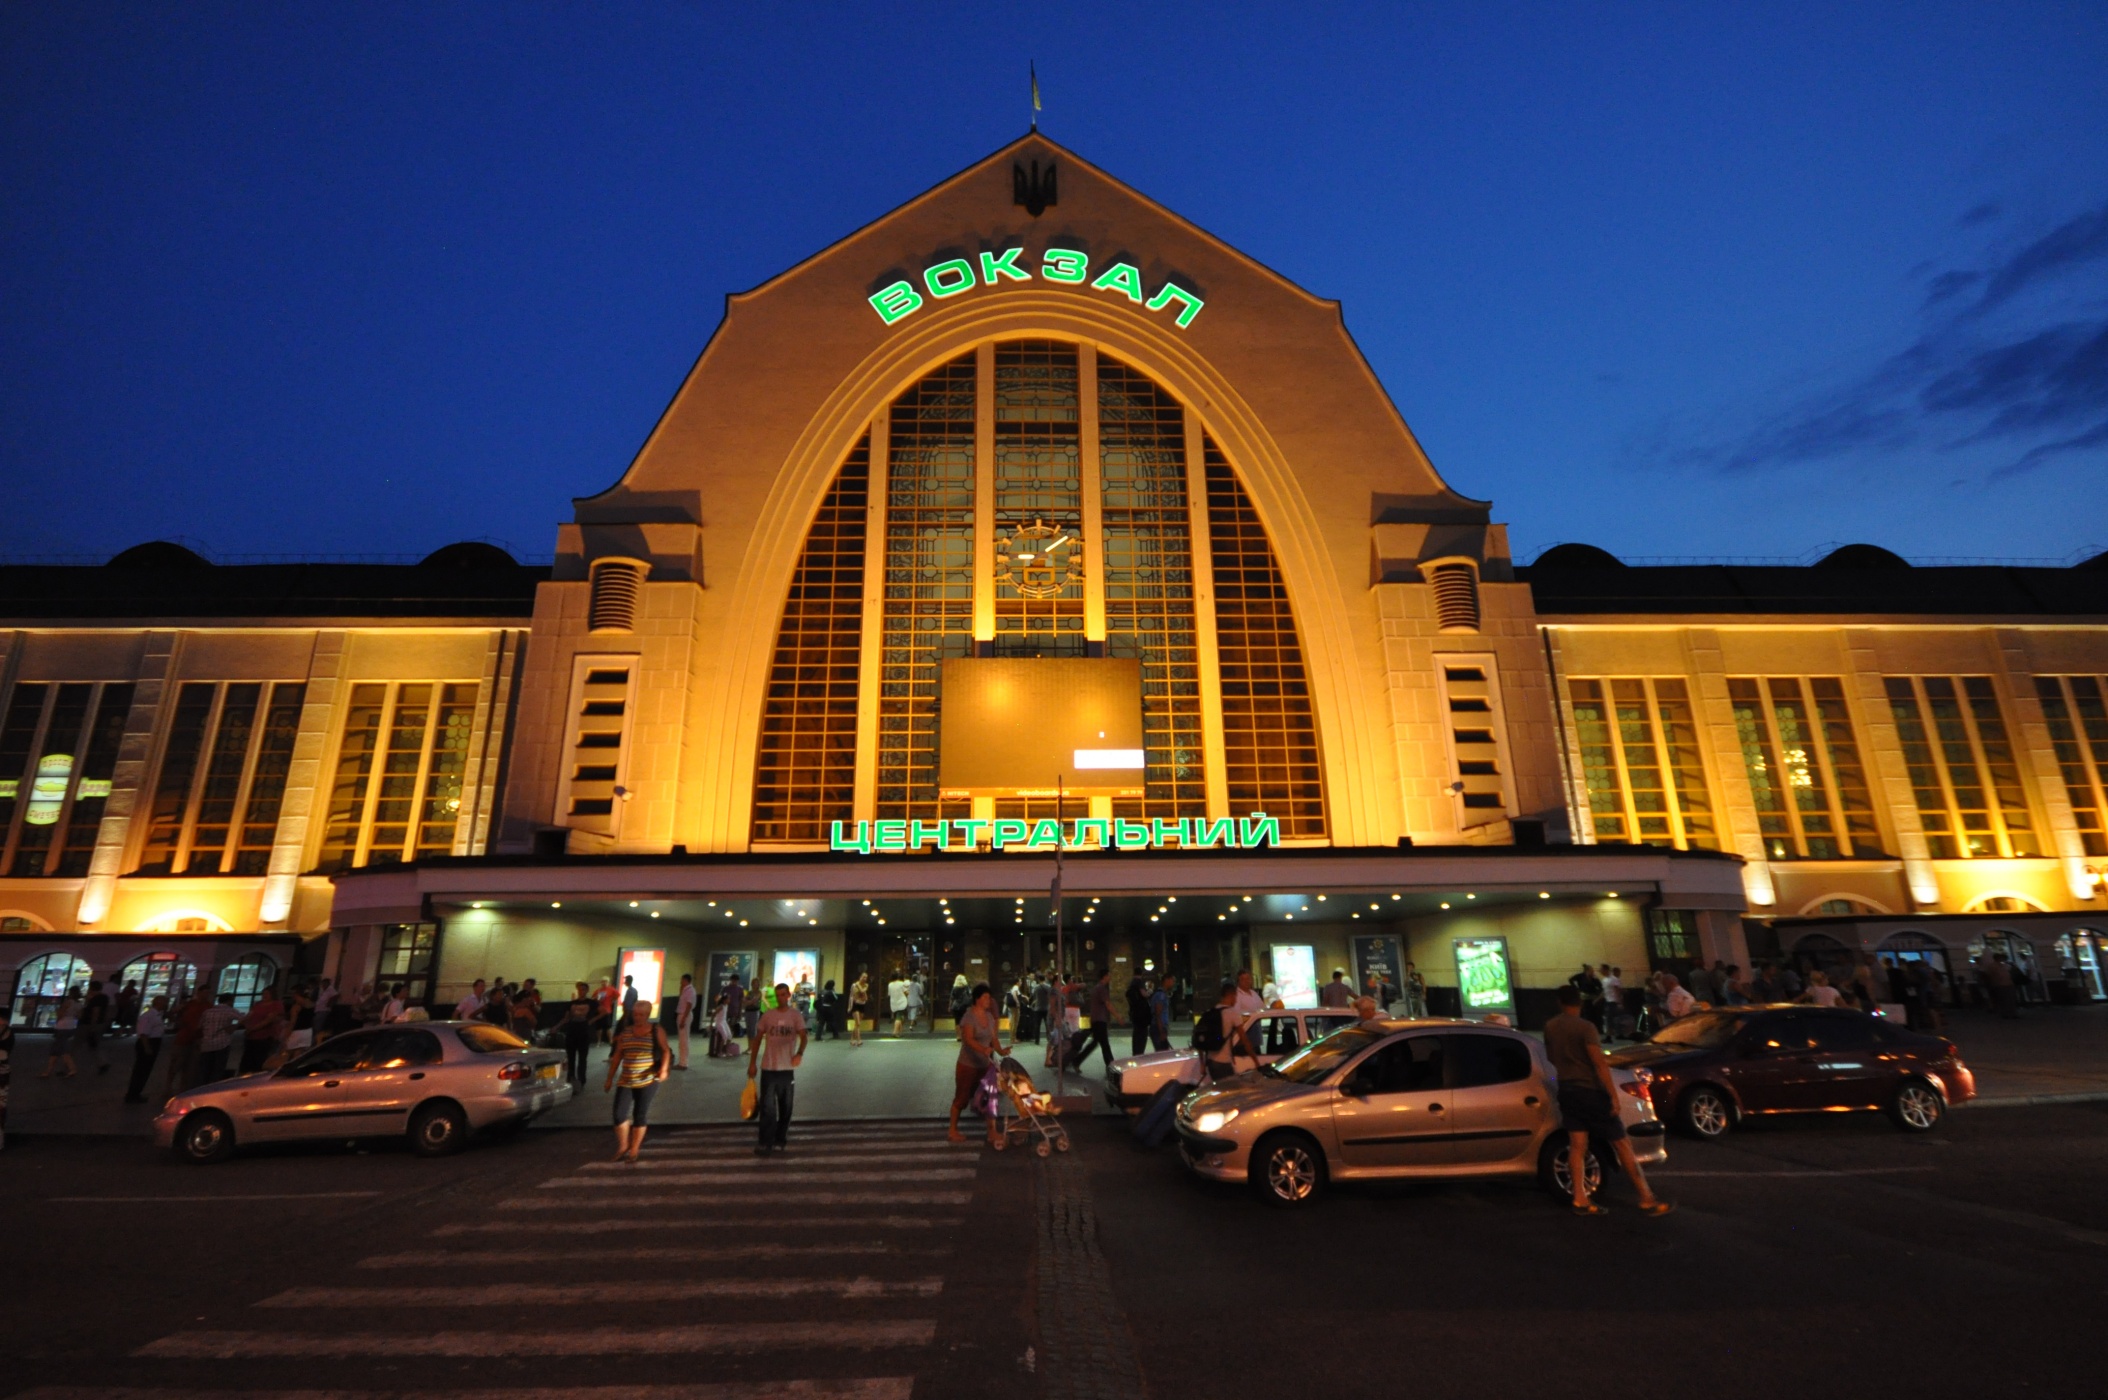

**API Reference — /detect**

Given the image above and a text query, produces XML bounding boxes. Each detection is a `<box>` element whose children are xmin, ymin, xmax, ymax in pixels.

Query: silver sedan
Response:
<box><xmin>153</xmin><ymin>1020</ymin><xmax>573</xmax><ymax>1162</ymax></box>
<box><xmin>1174</xmin><ymin>1018</ymin><xmax>1666</xmax><ymax>1206</ymax></box>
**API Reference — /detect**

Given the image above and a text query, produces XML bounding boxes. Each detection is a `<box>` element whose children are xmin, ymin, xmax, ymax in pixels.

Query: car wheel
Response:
<box><xmin>408</xmin><ymin>1101</ymin><xmax>468</xmax><ymax>1157</ymax></box>
<box><xmin>1678</xmin><ymin>1086</ymin><xmax>1734</xmax><ymax>1140</ymax></box>
<box><xmin>1538</xmin><ymin>1136</ymin><xmax>1603</xmax><ymax>1200</ymax></box>
<box><xmin>1250</xmin><ymin>1132</ymin><xmax>1326</xmax><ymax>1208</ymax></box>
<box><xmin>1889</xmin><ymin>1079</ymin><xmax>1945</xmax><ymax>1132</ymax></box>
<box><xmin>174</xmin><ymin>1110</ymin><xmax>235</xmax><ymax>1164</ymax></box>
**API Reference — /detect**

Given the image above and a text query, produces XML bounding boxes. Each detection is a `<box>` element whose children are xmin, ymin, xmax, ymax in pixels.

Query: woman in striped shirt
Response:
<box><xmin>603</xmin><ymin>1000</ymin><xmax>670</xmax><ymax>1163</ymax></box>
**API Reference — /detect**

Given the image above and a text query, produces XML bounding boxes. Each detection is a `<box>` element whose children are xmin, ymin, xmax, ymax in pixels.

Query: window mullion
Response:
<box><xmin>1768</xmin><ymin>688</ymin><xmax>1810</xmax><ymax>858</ymax></box>
<box><xmin>172</xmin><ymin>684</ymin><xmax>225</xmax><ymax>873</ymax></box>
<box><xmin>1920</xmin><ymin>680</ymin><xmax>1968</xmax><ymax>858</ymax></box>
<box><xmin>220</xmin><ymin>686</ymin><xmax>272</xmax><ymax>874</ymax></box>
<box><xmin>1646</xmin><ymin>682</ymin><xmax>1684</xmax><ymax>848</ymax></box>
<box><xmin>1</xmin><ymin>690</ymin><xmax>55</xmax><ymax>873</ymax></box>
<box><xmin>407</xmin><ymin>695</ymin><xmax>441</xmax><ymax>863</ymax></box>
<box><xmin>354</xmin><ymin>687</ymin><xmax>394</xmax><ymax>866</ymax></box>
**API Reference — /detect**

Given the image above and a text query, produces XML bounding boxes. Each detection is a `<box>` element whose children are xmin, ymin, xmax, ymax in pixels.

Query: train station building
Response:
<box><xmin>5</xmin><ymin>134</ymin><xmax>2106</xmax><ymax>1027</ymax></box>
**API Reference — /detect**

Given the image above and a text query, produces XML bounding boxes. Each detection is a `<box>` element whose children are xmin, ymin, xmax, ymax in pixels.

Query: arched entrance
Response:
<box><xmin>2054</xmin><ymin>929</ymin><xmax>2106</xmax><ymax>1001</ymax></box>
<box><xmin>1967</xmin><ymin>931</ymin><xmax>2041</xmax><ymax>1006</ymax></box>
<box><xmin>10</xmin><ymin>951</ymin><xmax>95</xmax><ymax>1027</ymax></box>
<box><xmin>1790</xmin><ymin>932</ymin><xmax>1856</xmax><ymax>988</ymax></box>
<box><xmin>1875</xmin><ymin>931</ymin><xmax>1954</xmax><ymax>1007</ymax></box>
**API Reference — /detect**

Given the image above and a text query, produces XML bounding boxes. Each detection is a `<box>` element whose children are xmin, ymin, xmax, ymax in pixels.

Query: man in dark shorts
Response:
<box><xmin>1545</xmin><ymin>984</ymin><xmax>1673</xmax><ymax>1218</ymax></box>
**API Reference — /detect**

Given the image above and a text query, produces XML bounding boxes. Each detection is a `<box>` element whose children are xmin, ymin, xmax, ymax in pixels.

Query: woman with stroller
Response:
<box><xmin>949</xmin><ymin>982</ymin><xmax>1009</xmax><ymax>1148</ymax></box>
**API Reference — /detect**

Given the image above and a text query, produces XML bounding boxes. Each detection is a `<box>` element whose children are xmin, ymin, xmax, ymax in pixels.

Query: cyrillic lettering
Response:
<box><xmin>910</xmin><ymin>818</ymin><xmax>950</xmax><ymax>851</ymax></box>
<box><xmin>979</xmin><ymin>247</ymin><xmax>1031</xmax><ymax>284</ymax></box>
<box><xmin>992</xmin><ymin>818</ymin><xmax>1029</xmax><ymax>849</ymax></box>
<box><xmin>1042</xmin><ymin>248</ymin><xmax>1089</xmax><ymax>284</ymax></box>
<box><xmin>1145</xmin><ymin>281</ymin><xmax>1205</xmax><ymax>329</ymax></box>
<box><xmin>924</xmin><ymin>258</ymin><xmax>976</xmax><ymax>298</ymax></box>
<box><xmin>869</xmin><ymin>281</ymin><xmax>924</xmax><ymax>325</ymax></box>
<box><xmin>953</xmin><ymin>817</ymin><xmax>992</xmax><ymax>849</ymax></box>
<box><xmin>1195</xmin><ymin>817</ymin><xmax>1236</xmax><ymax>849</ymax></box>
<box><xmin>1028</xmin><ymin>818</ymin><xmax>1063</xmax><ymax>849</ymax></box>
<box><xmin>1114</xmin><ymin>818</ymin><xmax>1151</xmax><ymax>850</ymax></box>
<box><xmin>1091</xmin><ymin>262</ymin><xmax>1145</xmax><ymax>304</ymax></box>
<box><xmin>872</xmin><ymin>818</ymin><xmax>908</xmax><ymax>852</ymax></box>
<box><xmin>828</xmin><ymin>820</ymin><xmax>872</xmax><ymax>853</ymax></box>
<box><xmin>1152</xmin><ymin>818</ymin><xmax>1184</xmax><ymax>846</ymax></box>
<box><xmin>1240</xmin><ymin>812</ymin><xmax>1280</xmax><ymax>848</ymax></box>
<box><xmin>1072</xmin><ymin>818</ymin><xmax>1110</xmax><ymax>849</ymax></box>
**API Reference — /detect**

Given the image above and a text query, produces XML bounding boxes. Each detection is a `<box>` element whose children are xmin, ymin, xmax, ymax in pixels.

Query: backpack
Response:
<box><xmin>1192</xmin><ymin>1005</ymin><xmax>1228</xmax><ymax>1055</ymax></box>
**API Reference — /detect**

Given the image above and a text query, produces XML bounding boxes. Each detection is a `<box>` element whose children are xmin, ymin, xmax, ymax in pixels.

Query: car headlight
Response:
<box><xmin>1193</xmin><ymin>1108</ymin><xmax>1240</xmax><ymax>1134</ymax></box>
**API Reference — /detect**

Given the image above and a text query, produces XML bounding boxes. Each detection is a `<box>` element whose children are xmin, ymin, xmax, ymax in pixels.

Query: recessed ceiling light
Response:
<box><xmin>550</xmin><ymin>902</ymin><xmax>561</xmax><ymax>909</ymax></box>
<box><xmin>1466</xmin><ymin>893</ymin><xmax>1475</xmax><ymax>900</ymax></box>
<box><xmin>650</xmin><ymin>911</ymin><xmax>660</xmax><ymax>918</ymax></box>
<box><xmin>1391</xmin><ymin>894</ymin><xmax>1401</xmax><ymax>901</ymax></box>
<box><xmin>1369</xmin><ymin>903</ymin><xmax>1378</xmax><ymax>910</ymax></box>
<box><xmin>471</xmin><ymin>901</ymin><xmax>484</xmax><ymax>909</ymax></box>
<box><xmin>739</xmin><ymin>919</ymin><xmax>749</xmax><ymax>927</ymax></box>
<box><xmin>707</xmin><ymin>900</ymin><xmax>717</xmax><ymax>907</ymax></box>
<box><xmin>1608</xmin><ymin>892</ymin><xmax>1620</xmax><ymax>899</ymax></box>
<box><xmin>1440</xmin><ymin>902</ymin><xmax>1451</xmax><ymax>909</ymax></box>
<box><xmin>862</xmin><ymin>899</ymin><xmax>871</xmax><ymax>906</ymax></box>
<box><xmin>1168</xmin><ymin>896</ymin><xmax>1177</xmax><ymax>903</ymax></box>
<box><xmin>723</xmin><ymin>910</ymin><xmax>732</xmax><ymax>918</ymax></box>
<box><xmin>1315</xmin><ymin>895</ymin><xmax>1326</xmax><ymax>902</ymax></box>
<box><xmin>628</xmin><ymin>901</ymin><xmax>639</xmax><ymax>908</ymax></box>
<box><xmin>808</xmin><ymin>918</ymin><xmax>818</xmax><ymax>925</ymax></box>
<box><xmin>1242</xmin><ymin>895</ymin><xmax>1252</xmax><ymax>902</ymax></box>
<box><xmin>1217</xmin><ymin>914</ymin><xmax>1226</xmax><ymax>921</ymax></box>
<box><xmin>1539</xmin><ymin>892</ymin><xmax>1550</xmax><ymax>899</ymax></box>
<box><xmin>1285</xmin><ymin>913</ymin><xmax>1294</xmax><ymax>920</ymax></box>
<box><xmin>1150</xmin><ymin>915</ymin><xmax>1159</xmax><ymax>922</ymax></box>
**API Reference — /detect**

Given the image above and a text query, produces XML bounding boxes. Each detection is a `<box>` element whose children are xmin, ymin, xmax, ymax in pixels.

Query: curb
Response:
<box><xmin>1958</xmin><ymin>1091</ymin><xmax>2108</xmax><ymax>1109</ymax></box>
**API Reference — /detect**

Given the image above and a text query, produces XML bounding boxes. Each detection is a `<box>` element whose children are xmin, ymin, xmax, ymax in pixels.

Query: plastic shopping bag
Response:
<box><xmin>740</xmin><ymin>1074</ymin><xmax>759</xmax><ymax>1120</ymax></box>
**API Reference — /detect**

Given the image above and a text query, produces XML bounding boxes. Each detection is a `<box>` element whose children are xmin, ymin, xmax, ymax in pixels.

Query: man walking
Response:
<box><xmin>1076</xmin><ymin>968</ymin><xmax>1116</xmax><ymax>1070</ymax></box>
<box><xmin>1545</xmin><ymin>984</ymin><xmax>1672</xmax><ymax>1218</ymax></box>
<box><xmin>1319</xmin><ymin>969</ymin><xmax>1355</xmax><ymax>1009</ymax></box>
<box><xmin>748</xmin><ymin>982</ymin><xmax>808</xmax><ymax>1156</ymax></box>
<box><xmin>1599</xmin><ymin>966</ymin><xmax>1624</xmax><ymax>1038</ymax></box>
<box><xmin>1149</xmin><ymin>973</ymin><xmax>1175</xmax><ymax>1051</ymax></box>
<box><xmin>124</xmin><ymin>994</ymin><xmax>170</xmax><ymax>1103</ymax></box>
<box><xmin>675</xmin><ymin>973</ymin><xmax>699</xmax><ymax>1068</ymax></box>
<box><xmin>76</xmin><ymin>977</ymin><xmax>112</xmax><ymax>1075</ymax></box>
<box><xmin>1125</xmin><ymin>973</ymin><xmax>1152</xmax><ymax>1056</ymax></box>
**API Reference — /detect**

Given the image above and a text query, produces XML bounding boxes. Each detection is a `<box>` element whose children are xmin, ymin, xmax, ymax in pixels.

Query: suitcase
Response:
<box><xmin>1133</xmin><ymin>1080</ymin><xmax>1183</xmax><ymax>1149</ymax></box>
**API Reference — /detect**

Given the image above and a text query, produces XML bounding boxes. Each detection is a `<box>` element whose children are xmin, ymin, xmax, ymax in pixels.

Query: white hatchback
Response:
<box><xmin>1104</xmin><ymin>1006</ymin><xmax>1363</xmax><ymax>1111</ymax></box>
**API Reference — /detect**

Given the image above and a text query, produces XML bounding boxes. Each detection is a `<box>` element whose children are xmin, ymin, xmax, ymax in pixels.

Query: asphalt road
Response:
<box><xmin>4</xmin><ymin>1101</ymin><xmax>2106</xmax><ymax>1399</ymax></box>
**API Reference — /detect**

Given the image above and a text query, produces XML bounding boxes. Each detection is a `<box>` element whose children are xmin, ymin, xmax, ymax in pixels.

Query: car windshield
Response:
<box><xmin>1266</xmin><ymin>1025</ymin><xmax>1385</xmax><ymax>1083</ymax></box>
<box><xmin>1646</xmin><ymin>1012</ymin><xmax>1744</xmax><ymax>1050</ymax></box>
<box><xmin>455</xmin><ymin>1024</ymin><xmax>529</xmax><ymax>1054</ymax></box>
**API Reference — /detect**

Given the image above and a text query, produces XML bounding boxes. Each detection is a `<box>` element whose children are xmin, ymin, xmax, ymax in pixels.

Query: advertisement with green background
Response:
<box><xmin>1453</xmin><ymin>937</ymin><xmax>1515</xmax><ymax>1018</ymax></box>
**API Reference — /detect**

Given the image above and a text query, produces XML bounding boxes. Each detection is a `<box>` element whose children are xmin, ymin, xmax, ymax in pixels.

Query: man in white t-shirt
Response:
<box><xmin>1599</xmin><ymin>966</ymin><xmax>1624</xmax><ymax>1037</ymax></box>
<box><xmin>888</xmin><ymin>976</ymin><xmax>910</xmax><ymax>1037</ymax></box>
<box><xmin>453</xmin><ymin>980</ymin><xmax>487</xmax><ymax>1022</ymax></box>
<box><xmin>747</xmin><ymin>984</ymin><xmax>808</xmax><ymax>1155</ymax></box>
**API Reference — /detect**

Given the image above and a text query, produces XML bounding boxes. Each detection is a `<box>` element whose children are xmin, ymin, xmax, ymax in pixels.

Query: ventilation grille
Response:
<box><xmin>1428</xmin><ymin>562</ymin><xmax>1480</xmax><ymax>633</ymax></box>
<box><xmin>588</xmin><ymin>558</ymin><xmax>647</xmax><ymax>633</ymax></box>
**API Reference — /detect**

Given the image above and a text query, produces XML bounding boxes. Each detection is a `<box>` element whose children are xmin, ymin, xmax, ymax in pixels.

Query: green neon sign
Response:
<box><xmin>829</xmin><ymin>812</ymin><xmax>1276</xmax><ymax>854</ymax></box>
<box><xmin>868</xmin><ymin>244</ymin><xmax>1204</xmax><ymax>329</ymax></box>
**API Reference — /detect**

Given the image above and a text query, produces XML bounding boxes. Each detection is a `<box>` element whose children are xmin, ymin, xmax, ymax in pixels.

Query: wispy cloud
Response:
<box><xmin>1643</xmin><ymin>199</ymin><xmax>2108</xmax><ymax>482</ymax></box>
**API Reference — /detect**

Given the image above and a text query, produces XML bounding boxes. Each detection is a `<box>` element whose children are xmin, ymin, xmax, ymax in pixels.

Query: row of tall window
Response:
<box><xmin>0</xmin><ymin>677</ymin><xmax>479</xmax><ymax>877</ymax></box>
<box><xmin>1570</xmin><ymin>673</ymin><xmax>2105</xmax><ymax>860</ymax></box>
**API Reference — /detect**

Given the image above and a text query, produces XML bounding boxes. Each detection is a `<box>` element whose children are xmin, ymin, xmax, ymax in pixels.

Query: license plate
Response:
<box><xmin>536</xmin><ymin>1064</ymin><xmax>560</xmax><ymax>1081</ymax></box>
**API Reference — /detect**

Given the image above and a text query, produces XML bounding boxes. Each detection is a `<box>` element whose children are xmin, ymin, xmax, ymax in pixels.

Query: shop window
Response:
<box><xmin>376</xmin><ymin>922</ymin><xmax>440</xmax><ymax>1004</ymax></box>
<box><xmin>876</xmin><ymin>352</ymin><xmax>977</xmax><ymax>824</ymax></box>
<box><xmin>1100</xmin><ymin>355</ymin><xmax>1204</xmax><ymax>821</ymax></box>
<box><xmin>10</xmin><ymin>951</ymin><xmax>97</xmax><ymax>1027</ymax></box>
<box><xmin>1728</xmin><ymin>678</ymin><xmax>1881</xmax><ymax>860</ymax></box>
<box><xmin>554</xmin><ymin>664</ymin><xmax>633</xmax><ymax>837</ymax></box>
<box><xmin>0</xmin><ymin>681</ymin><xmax>133</xmax><ymax>878</ymax></box>
<box><xmin>216</xmin><ymin>953</ymin><xmax>279</xmax><ymax>1012</ymax></box>
<box><xmin>751</xmin><ymin>437</ymin><xmax>868</xmax><ymax>844</ymax></box>
<box><xmin>1439</xmin><ymin>661</ymin><xmax>1510</xmax><ymax>826</ymax></box>
<box><xmin>116</xmin><ymin>953</ymin><xmax>199</xmax><ymax>1006</ymax></box>
<box><xmin>316</xmin><ymin>682</ymin><xmax>478</xmax><ymax>868</ymax></box>
<box><xmin>1206</xmin><ymin>442</ymin><xmax>1327</xmax><ymax>841</ymax></box>
<box><xmin>135</xmin><ymin>681</ymin><xmax>306</xmax><ymax>876</ymax></box>
<box><xmin>2035</xmin><ymin>676</ymin><xmax>2108</xmax><ymax>857</ymax></box>
<box><xmin>1885</xmin><ymin>676</ymin><xmax>2038</xmax><ymax>859</ymax></box>
<box><xmin>1567</xmin><ymin>678</ymin><xmax>1716</xmax><ymax>850</ymax></box>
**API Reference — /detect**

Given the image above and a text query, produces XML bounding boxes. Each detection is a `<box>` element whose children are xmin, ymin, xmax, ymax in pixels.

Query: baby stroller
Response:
<box><xmin>988</xmin><ymin>1055</ymin><xmax>1071</xmax><ymax>1157</ymax></box>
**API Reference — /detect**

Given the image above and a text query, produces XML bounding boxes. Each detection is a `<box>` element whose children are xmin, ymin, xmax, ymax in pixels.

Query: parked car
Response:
<box><xmin>1174</xmin><ymin>1018</ymin><xmax>1666</xmax><ymax>1206</ymax></box>
<box><xmin>1607</xmin><ymin>1005</ymin><xmax>1974</xmax><ymax>1139</ymax></box>
<box><xmin>1104</xmin><ymin>1006</ymin><xmax>1363</xmax><ymax>1111</ymax></box>
<box><xmin>153</xmin><ymin>1020</ymin><xmax>574</xmax><ymax>1163</ymax></box>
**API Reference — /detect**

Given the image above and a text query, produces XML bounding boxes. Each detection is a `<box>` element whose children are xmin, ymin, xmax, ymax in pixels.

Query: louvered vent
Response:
<box><xmin>588</xmin><ymin>558</ymin><xmax>647</xmax><ymax>633</ymax></box>
<box><xmin>1428</xmin><ymin>562</ymin><xmax>1480</xmax><ymax>633</ymax></box>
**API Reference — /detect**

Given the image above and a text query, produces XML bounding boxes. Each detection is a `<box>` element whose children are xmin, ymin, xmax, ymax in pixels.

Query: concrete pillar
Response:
<box><xmin>76</xmin><ymin>631</ymin><xmax>180</xmax><ymax>928</ymax></box>
<box><xmin>1840</xmin><ymin>629</ymin><xmax>1940</xmax><ymax>908</ymax></box>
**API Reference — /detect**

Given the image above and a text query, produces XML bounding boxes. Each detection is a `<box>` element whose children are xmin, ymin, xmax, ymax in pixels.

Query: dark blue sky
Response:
<box><xmin>4</xmin><ymin>2</ymin><xmax>2105</xmax><ymax>564</ymax></box>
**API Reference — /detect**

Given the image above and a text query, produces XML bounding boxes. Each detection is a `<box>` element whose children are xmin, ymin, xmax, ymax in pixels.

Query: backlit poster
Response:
<box><xmin>706</xmin><ymin>951</ymin><xmax>758</xmax><ymax>1013</ymax></box>
<box><xmin>1453</xmin><ymin>937</ymin><xmax>1515</xmax><ymax>1019</ymax></box>
<box><xmin>614</xmin><ymin>947</ymin><xmax>667</xmax><ymax>1015</ymax></box>
<box><xmin>1270</xmin><ymin>943</ymin><xmax>1317</xmax><ymax>1009</ymax></box>
<box><xmin>772</xmin><ymin>948</ymin><xmax>821</xmax><ymax>996</ymax></box>
<box><xmin>1351</xmin><ymin>935</ymin><xmax>1404</xmax><ymax>1008</ymax></box>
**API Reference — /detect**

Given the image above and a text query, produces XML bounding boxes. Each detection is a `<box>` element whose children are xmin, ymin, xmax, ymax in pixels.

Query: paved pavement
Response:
<box><xmin>5</xmin><ymin>1093</ymin><xmax>2108</xmax><ymax>1398</ymax></box>
<box><xmin>5</xmin><ymin>1003</ymin><xmax>2102</xmax><ymax>1137</ymax></box>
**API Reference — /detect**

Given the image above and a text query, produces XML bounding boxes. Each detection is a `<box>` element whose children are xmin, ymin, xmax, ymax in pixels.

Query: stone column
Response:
<box><xmin>1840</xmin><ymin>629</ymin><xmax>1940</xmax><ymax>908</ymax></box>
<box><xmin>257</xmin><ymin>631</ymin><xmax>347</xmax><ymax>926</ymax></box>
<box><xmin>76</xmin><ymin>630</ymin><xmax>180</xmax><ymax>928</ymax></box>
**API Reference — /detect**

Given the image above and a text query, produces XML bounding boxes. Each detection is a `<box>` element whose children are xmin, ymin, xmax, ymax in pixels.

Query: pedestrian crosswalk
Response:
<box><xmin>109</xmin><ymin>1120</ymin><xmax>1008</xmax><ymax>1397</ymax></box>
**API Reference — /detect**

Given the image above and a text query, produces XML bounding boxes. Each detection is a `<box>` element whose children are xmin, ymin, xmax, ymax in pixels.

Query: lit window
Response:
<box><xmin>2036</xmin><ymin>675</ymin><xmax>2108</xmax><ymax>857</ymax></box>
<box><xmin>0</xmin><ymin>680</ymin><xmax>134</xmax><ymax>877</ymax></box>
<box><xmin>318</xmin><ymin>682</ymin><xmax>478</xmax><ymax>868</ymax></box>
<box><xmin>1567</xmin><ymin>678</ymin><xmax>1715</xmax><ymax>850</ymax></box>
<box><xmin>1885</xmin><ymin>677</ymin><xmax>2037</xmax><ymax>859</ymax></box>
<box><xmin>1728</xmin><ymin>678</ymin><xmax>1881</xmax><ymax>860</ymax></box>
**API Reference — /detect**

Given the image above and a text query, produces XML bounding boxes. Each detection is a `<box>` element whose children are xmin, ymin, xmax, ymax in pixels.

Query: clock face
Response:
<box><xmin>994</xmin><ymin>517</ymin><xmax>1083</xmax><ymax>600</ymax></box>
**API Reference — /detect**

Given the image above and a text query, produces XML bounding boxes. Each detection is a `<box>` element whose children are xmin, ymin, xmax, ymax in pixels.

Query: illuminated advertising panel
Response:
<box><xmin>614</xmin><ymin>947</ymin><xmax>666</xmax><ymax>1015</ymax></box>
<box><xmin>1270</xmin><ymin>943</ymin><xmax>1317</xmax><ymax>1009</ymax></box>
<box><xmin>772</xmin><ymin>949</ymin><xmax>820</xmax><ymax>995</ymax></box>
<box><xmin>1453</xmin><ymin>937</ymin><xmax>1515</xmax><ymax>1019</ymax></box>
<box><xmin>1350</xmin><ymin>935</ymin><xmax>1404</xmax><ymax>1005</ymax></box>
<box><xmin>706</xmin><ymin>951</ymin><xmax>757</xmax><ymax>1014</ymax></box>
<box><xmin>937</xmin><ymin>657</ymin><xmax>1144</xmax><ymax>797</ymax></box>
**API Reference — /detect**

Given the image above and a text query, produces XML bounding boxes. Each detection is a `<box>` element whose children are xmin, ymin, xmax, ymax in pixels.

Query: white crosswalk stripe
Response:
<box><xmin>539</xmin><ymin>1168</ymin><xmax>976</xmax><ymax>1188</ymax></box>
<box><xmin>124</xmin><ymin>1124</ymin><xmax>989</xmax><ymax>1393</ymax></box>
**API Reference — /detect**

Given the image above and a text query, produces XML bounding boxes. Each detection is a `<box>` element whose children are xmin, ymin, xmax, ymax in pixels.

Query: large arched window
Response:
<box><xmin>10</xmin><ymin>951</ymin><xmax>96</xmax><ymax>1027</ymax></box>
<box><xmin>216</xmin><ymin>952</ymin><xmax>279</xmax><ymax>1012</ymax></box>
<box><xmin>750</xmin><ymin>339</ymin><xmax>1325</xmax><ymax>843</ymax></box>
<box><xmin>116</xmin><ymin>953</ymin><xmax>200</xmax><ymax>1007</ymax></box>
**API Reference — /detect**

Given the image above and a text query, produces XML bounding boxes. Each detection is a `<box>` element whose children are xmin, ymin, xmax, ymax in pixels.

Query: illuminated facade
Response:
<box><xmin>5</xmin><ymin>135</ymin><xmax>2105</xmax><ymax>1024</ymax></box>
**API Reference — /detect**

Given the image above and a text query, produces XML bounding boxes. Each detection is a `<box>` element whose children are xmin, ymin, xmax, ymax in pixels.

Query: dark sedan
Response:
<box><xmin>1607</xmin><ymin>1006</ymin><xmax>1974</xmax><ymax>1139</ymax></box>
